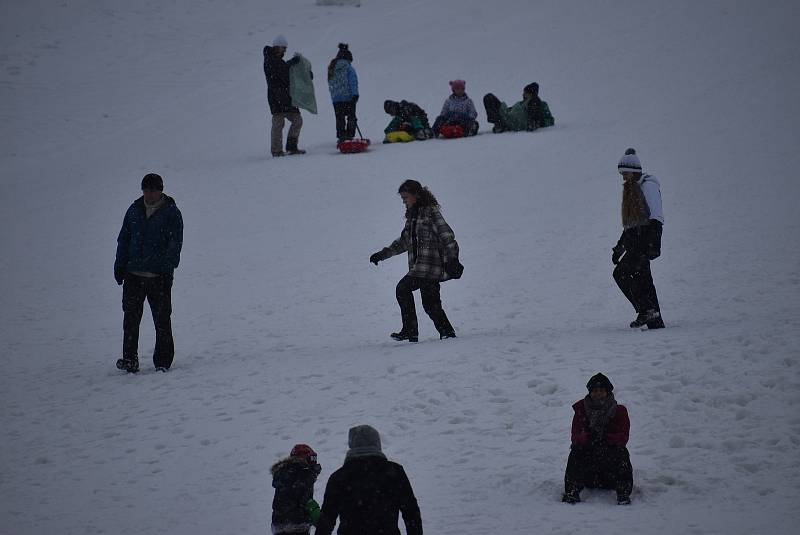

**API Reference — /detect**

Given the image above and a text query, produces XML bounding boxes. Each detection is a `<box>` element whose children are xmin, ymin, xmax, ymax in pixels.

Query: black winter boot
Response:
<box><xmin>390</xmin><ymin>331</ymin><xmax>418</xmax><ymax>343</ymax></box>
<box><xmin>286</xmin><ymin>137</ymin><xmax>306</xmax><ymax>155</ymax></box>
<box><xmin>646</xmin><ymin>314</ymin><xmax>665</xmax><ymax>330</ymax></box>
<box><xmin>631</xmin><ymin>309</ymin><xmax>661</xmax><ymax>328</ymax></box>
<box><xmin>116</xmin><ymin>356</ymin><xmax>139</xmax><ymax>373</ymax></box>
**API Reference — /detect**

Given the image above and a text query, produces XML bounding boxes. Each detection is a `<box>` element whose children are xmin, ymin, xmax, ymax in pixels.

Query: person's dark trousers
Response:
<box><xmin>395</xmin><ymin>275</ymin><xmax>455</xmax><ymax>337</ymax></box>
<box><xmin>122</xmin><ymin>273</ymin><xmax>175</xmax><ymax>369</ymax></box>
<box><xmin>564</xmin><ymin>444</ymin><xmax>633</xmax><ymax>496</ymax></box>
<box><xmin>613</xmin><ymin>253</ymin><xmax>660</xmax><ymax>314</ymax></box>
<box><xmin>333</xmin><ymin>100</ymin><xmax>357</xmax><ymax>141</ymax></box>
<box><xmin>483</xmin><ymin>93</ymin><xmax>506</xmax><ymax>129</ymax></box>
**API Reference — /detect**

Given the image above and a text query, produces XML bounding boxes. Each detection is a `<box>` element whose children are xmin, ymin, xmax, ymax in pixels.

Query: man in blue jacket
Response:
<box><xmin>114</xmin><ymin>173</ymin><xmax>183</xmax><ymax>373</ymax></box>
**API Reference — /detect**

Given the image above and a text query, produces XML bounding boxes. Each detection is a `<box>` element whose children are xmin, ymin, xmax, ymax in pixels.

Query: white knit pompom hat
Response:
<box><xmin>272</xmin><ymin>34</ymin><xmax>288</xmax><ymax>47</ymax></box>
<box><xmin>618</xmin><ymin>148</ymin><xmax>642</xmax><ymax>173</ymax></box>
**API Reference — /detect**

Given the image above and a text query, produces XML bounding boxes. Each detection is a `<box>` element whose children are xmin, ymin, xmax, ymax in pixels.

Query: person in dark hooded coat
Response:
<box><xmin>271</xmin><ymin>444</ymin><xmax>322</xmax><ymax>535</ymax></box>
<box><xmin>263</xmin><ymin>34</ymin><xmax>306</xmax><ymax>156</ymax></box>
<box><xmin>316</xmin><ymin>425</ymin><xmax>422</xmax><ymax>535</ymax></box>
<box><xmin>562</xmin><ymin>373</ymin><xmax>633</xmax><ymax>505</ymax></box>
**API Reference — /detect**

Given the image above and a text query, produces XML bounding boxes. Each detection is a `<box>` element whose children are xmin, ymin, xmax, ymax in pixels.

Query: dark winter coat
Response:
<box><xmin>384</xmin><ymin>100</ymin><xmax>431</xmax><ymax>134</ymax></box>
<box><xmin>570</xmin><ymin>399</ymin><xmax>630</xmax><ymax>447</ymax></box>
<box><xmin>617</xmin><ymin>220</ymin><xmax>662</xmax><ymax>265</ymax></box>
<box><xmin>115</xmin><ymin>195</ymin><xmax>183</xmax><ymax>275</ymax></box>
<box><xmin>615</xmin><ymin>175</ymin><xmax>664</xmax><ymax>262</ymax></box>
<box><xmin>315</xmin><ymin>457</ymin><xmax>422</xmax><ymax>535</ymax></box>
<box><xmin>271</xmin><ymin>457</ymin><xmax>321</xmax><ymax>533</ymax></box>
<box><xmin>264</xmin><ymin>45</ymin><xmax>300</xmax><ymax>114</ymax></box>
<box><xmin>382</xmin><ymin>205</ymin><xmax>459</xmax><ymax>281</ymax></box>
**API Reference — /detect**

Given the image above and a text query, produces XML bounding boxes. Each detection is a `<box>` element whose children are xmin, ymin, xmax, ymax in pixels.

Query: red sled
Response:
<box><xmin>337</xmin><ymin>138</ymin><xmax>371</xmax><ymax>154</ymax></box>
<box><xmin>439</xmin><ymin>125</ymin><xmax>465</xmax><ymax>139</ymax></box>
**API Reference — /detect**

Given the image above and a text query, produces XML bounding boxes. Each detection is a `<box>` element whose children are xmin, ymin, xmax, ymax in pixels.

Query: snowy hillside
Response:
<box><xmin>2</xmin><ymin>1</ymin><xmax>799</xmax><ymax>534</ymax></box>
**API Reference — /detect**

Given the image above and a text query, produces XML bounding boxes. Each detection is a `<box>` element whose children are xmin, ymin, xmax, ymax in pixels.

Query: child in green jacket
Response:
<box><xmin>383</xmin><ymin>99</ymin><xmax>434</xmax><ymax>142</ymax></box>
<box><xmin>483</xmin><ymin>82</ymin><xmax>554</xmax><ymax>133</ymax></box>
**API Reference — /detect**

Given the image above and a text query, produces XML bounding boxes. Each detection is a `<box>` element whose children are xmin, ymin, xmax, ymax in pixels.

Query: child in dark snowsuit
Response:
<box><xmin>271</xmin><ymin>444</ymin><xmax>322</xmax><ymax>535</ymax></box>
<box><xmin>432</xmin><ymin>79</ymin><xmax>479</xmax><ymax>137</ymax></box>
<box><xmin>383</xmin><ymin>100</ymin><xmax>434</xmax><ymax>142</ymax></box>
<box><xmin>483</xmin><ymin>82</ymin><xmax>554</xmax><ymax>133</ymax></box>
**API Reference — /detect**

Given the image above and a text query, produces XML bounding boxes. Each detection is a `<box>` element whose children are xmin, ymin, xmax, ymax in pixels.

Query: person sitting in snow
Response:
<box><xmin>383</xmin><ymin>99</ymin><xmax>434</xmax><ymax>143</ymax></box>
<box><xmin>315</xmin><ymin>425</ymin><xmax>422</xmax><ymax>535</ymax></box>
<box><xmin>327</xmin><ymin>43</ymin><xmax>359</xmax><ymax>143</ymax></box>
<box><xmin>562</xmin><ymin>373</ymin><xmax>633</xmax><ymax>505</ymax></box>
<box><xmin>431</xmin><ymin>79</ymin><xmax>479</xmax><ymax>137</ymax></box>
<box><xmin>483</xmin><ymin>82</ymin><xmax>554</xmax><ymax>133</ymax></box>
<box><xmin>271</xmin><ymin>444</ymin><xmax>322</xmax><ymax>535</ymax></box>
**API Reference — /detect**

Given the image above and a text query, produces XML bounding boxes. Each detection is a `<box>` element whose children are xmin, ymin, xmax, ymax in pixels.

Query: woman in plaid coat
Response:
<box><xmin>370</xmin><ymin>180</ymin><xmax>463</xmax><ymax>342</ymax></box>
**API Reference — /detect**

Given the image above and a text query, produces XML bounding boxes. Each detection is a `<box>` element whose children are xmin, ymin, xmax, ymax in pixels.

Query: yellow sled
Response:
<box><xmin>385</xmin><ymin>131</ymin><xmax>415</xmax><ymax>143</ymax></box>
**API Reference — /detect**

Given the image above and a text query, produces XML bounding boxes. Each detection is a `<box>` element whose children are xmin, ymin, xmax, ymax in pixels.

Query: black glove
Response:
<box><xmin>114</xmin><ymin>266</ymin><xmax>126</xmax><ymax>286</ymax></box>
<box><xmin>370</xmin><ymin>249</ymin><xmax>387</xmax><ymax>265</ymax></box>
<box><xmin>444</xmin><ymin>259</ymin><xmax>464</xmax><ymax>279</ymax></box>
<box><xmin>612</xmin><ymin>243</ymin><xmax>625</xmax><ymax>265</ymax></box>
<box><xmin>646</xmin><ymin>220</ymin><xmax>663</xmax><ymax>260</ymax></box>
<box><xmin>352</xmin><ymin>94</ymin><xmax>359</xmax><ymax>103</ymax></box>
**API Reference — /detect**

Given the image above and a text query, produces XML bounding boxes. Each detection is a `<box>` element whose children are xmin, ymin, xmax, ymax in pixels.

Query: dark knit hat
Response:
<box><xmin>524</xmin><ymin>82</ymin><xmax>539</xmax><ymax>96</ymax></box>
<box><xmin>345</xmin><ymin>425</ymin><xmax>386</xmax><ymax>460</ymax></box>
<box><xmin>384</xmin><ymin>100</ymin><xmax>400</xmax><ymax>115</ymax></box>
<box><xmin>290</xmin><ymin>443</ymin><xmax>318</xmax><ymax>463</ymax></box>
<box><xmin>618</xmin><ymin>148</ymin><xmax>642</xmax><ymax>174</ymax></box>
<box><xmin>586</xmin><ymin>373</ymin><xmax>614</xmax><ymax>392</ymax></box>
<box><xmin>141</xmin><ymin>173</ymin><xmax>163</xmax><ymax>191</ymax></box>
<box><xmin>336</xmin><ymin>43</ymin><xmax>353</xmax><ymax>62</ymax></box>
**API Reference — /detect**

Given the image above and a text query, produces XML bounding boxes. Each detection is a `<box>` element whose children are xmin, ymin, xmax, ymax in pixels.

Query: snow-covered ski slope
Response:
<box><xmin>2</xmin><ymin>1</ymin><xmax>799</xmax><ymax>534</ymax></box>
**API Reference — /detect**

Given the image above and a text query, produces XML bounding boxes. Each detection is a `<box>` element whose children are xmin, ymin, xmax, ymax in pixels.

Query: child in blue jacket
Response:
<box><xmin>327</xmin><ymin>43</ymin><xmax>359</xmax><ymax>142</ymax></box>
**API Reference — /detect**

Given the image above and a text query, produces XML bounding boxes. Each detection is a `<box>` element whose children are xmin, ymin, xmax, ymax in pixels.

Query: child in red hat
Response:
<box><xmin>271</xmin><ymin>444</ymin><xmax>322</xmax><ymax>534</ymax></box>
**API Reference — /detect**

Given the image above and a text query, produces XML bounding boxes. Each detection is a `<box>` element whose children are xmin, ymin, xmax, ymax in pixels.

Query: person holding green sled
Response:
<box><xmin>263</xmin><ymin>35</ymin><xmax>309</xmax><ymax>156</ymax></box>
<box><xmin>483</xmin><ymin>82</ymin><xmax>554</xmax><ymax>133</ymax></box>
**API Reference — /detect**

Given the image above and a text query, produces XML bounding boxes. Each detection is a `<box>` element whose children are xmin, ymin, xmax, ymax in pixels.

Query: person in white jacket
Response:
<box><xmin>611</xmin><ymin>148</ymin><xmax>665</xmax><ymax>329</ymax></box>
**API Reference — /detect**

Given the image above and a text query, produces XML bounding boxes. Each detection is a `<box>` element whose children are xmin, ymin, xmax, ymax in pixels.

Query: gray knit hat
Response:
<box><xmin>272</xmin><ymin>34</ymin><xmax>288</xmax><ymax>48</ymax></box>
<box><xmin>618</xmin><ymin>147</ymin><xmax>642</xmax><ymax>174</ymax></box>
<box><xmin>345</xmin><ymin>425</ymin><xmax>386</xmax><ymax>460</ymax></box>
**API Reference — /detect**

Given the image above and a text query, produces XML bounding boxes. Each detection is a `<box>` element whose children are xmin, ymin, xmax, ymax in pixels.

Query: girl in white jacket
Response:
<box><xmin>611</xmin><ymin>148</ymin><xmax>665</xmax><ymax>329</ymax></box>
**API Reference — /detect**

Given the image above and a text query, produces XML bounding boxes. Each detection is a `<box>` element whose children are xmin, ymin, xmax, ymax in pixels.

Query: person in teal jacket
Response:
<box><xmin>383</xmin><ymin>100</ymin><xmax>433</xmax><ymax>142</ymax></box>
<box><xmin>483</xmin><ymin>82</ymin><xmax>554</xmax><ymax>133</ymax></box>
<box><xmin>114</xmin><ymin>173</ymin><xmax>183</xmax><ymax>373</ymax></box>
